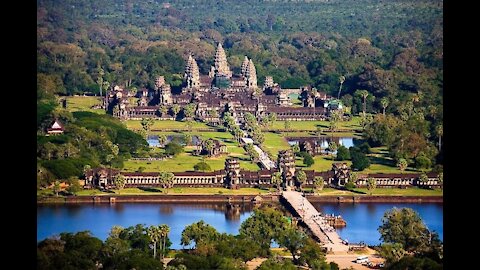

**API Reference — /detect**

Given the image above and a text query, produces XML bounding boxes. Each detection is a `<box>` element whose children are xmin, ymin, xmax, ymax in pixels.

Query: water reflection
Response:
<box><xmin>311</xmin><ymin>202</ymin><xmax>443</xmax><ymax>245</ymax></box>
<box><xmin>38</xmin><ymin>202</ymin><xmax>442</xmax><ymax>248</ymax></box>
<box><xmin>38</xmin><ymin>202</ymin><xmax>255</xmax><ymax>249</ymax></box>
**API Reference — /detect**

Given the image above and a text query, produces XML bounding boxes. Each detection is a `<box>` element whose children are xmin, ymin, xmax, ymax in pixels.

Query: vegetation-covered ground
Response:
<box><xmin>64</xmin><ymin>96</ymin><xmax>105</xmax><ymax>114</ymax></box>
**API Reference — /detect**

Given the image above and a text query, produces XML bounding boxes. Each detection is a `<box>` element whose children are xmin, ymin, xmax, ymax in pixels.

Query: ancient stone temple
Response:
<box><xmin>245</xmin><ymin>59</ymin><xmax>257</xmax><ymax>89</ymax></box>
<box><xmin>332</xmin><ymin>163</ymin><xmax>350</xmax><ymax>186</ymax></box>
<box><xmin>225</xmin><ymin>158</ymin><xmax>241</xmax><ymax>189</ymax></box>
<box><xmin>241</xmin><ymin>56</ymin><xmax>249</xmax><ymax>77</ymax></box>
<box><xmin>213</xmin><ymin>43</ymin><xmax>232</xmax><ymax>78</ymax></box>
<box><xmin>105</xmin><ymin>42</ymin><xmax>337</xmax><ymax>122</ymax></box>
<box><xmin>278</xmin><ymin>150</ymin><xmax>296</xmax><ymax>187</ymax></box>
<box><xmin>264</xmin><ymin>76</ymin><xmax>274</xmax><ymax>89</ymax></box>
<box><xmin>184</xmin><ymin>54</ymin><xmax>200</xmax><ymax>88</ymax></box>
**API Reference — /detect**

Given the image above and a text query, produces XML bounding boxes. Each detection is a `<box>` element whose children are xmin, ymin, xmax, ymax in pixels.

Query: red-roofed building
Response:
<box><xmin>47</xmin><ymin>119</ymin><xmax>65</xmax><ymax>135</ymax></box>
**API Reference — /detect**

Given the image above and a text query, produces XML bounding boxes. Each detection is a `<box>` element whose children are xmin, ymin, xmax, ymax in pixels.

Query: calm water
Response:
<box><xmin>287</xmin><ymin>137</ymin><xmax>355</xmax><ymax>150</ymax></box>
<box><xmin>312</xmin><ymin>202</ymin><xmax>443</xmax><ymax>245</ymax></box>
<box><xmin>147</xmin><ymin>135</ymin><xmax>200</xmax><ymax>147</ymax></box>
<box><xmin>37</xmin><ymin>202</ymin><xmax>442</xmax><ymax>248</ymax></box>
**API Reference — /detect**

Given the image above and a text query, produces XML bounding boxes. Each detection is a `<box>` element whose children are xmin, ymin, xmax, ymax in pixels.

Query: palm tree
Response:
<box><xmin>271</xmin><ymin>172</ymin><xmax>282</xmax><ymax>191</ymax></box>
<box><xmin>171</xmin><ymin>104</ymin><xmax>181</xmax><ymax>119</ymax></box>
<box><xmin>295</xmin><ymin>170</ymin><xmax>307</xmax><ymax>190</ymax></box>
<box><xmin>204</xmin><ymin>139</ymin><xmax>215</xmax><ymax>157</ymax></box>
<box><xmin>164</xmin><ymin>172</ymin><xmax>175</xmax><ymax>192</ymax></box>
<box><xmin>291</xmin><ymin>143</ymin><xmax>300</xmax><ymax>154</ymax></box>
<box><xmin>436</xmin><ymin>124</ymin><xmax>443</xmax><ymax>150</ymax></box>
<box><xmin>158</xmin><ymin>224</ymin><xmax>170</xmax><ymax>260</ymax></box>
<box><xmin>380</xmin><ymin>97</ymin><xmax>389</xmax><ymax>115</ymax></box>
<box><xmin>158</xmin><ymin>134</ymin><xmax>167</xmax><ymax>147</ymax></box>
<box><xmin>337</xmin><ymin>75</ymin><xmax>346</xmax><ymax>99</ymax></box>
<box><xmin>355</xmin><ymin>90</ymin><xmax>369</xmax><ymax>115</ymax></box>
<box><xmin>147</xmin><ymin>225</ymin><xmax>161</xmax><ymax>258</ymax></box>
<box><xmin>328</xmin><ymin>141</ymin><xmax>338</xmax><ymax>159</ymax></box>
<box><xmin>314</xmin><ymin>176</ymin><xmax>324</xmax><ymax>191</ymax></box>
<box><xmin>311</xmin><ymin>87</ymin><xmax>317</xmax><ymax>117</ymax></box>
<box><xmin>114</xmin><ymin>174</ymin><xmax>126</xmax><ymax>190</ymax></box>
<box><xmin>397</xmin><ymin>158</ymin><xmax>408</xmax><ymax>171</ymax></box>
<box><xmin>438</xmin><ymin>172</ymin><xmax>443</xmax><ymax>190</ymax></box>
<box><xmin>97</xmin><ymin>66</ymin><xmax>104</xmax><ymax>96</ymax></box>
<box><xmin>53</xmin><ymin>181</ymin><xmax>61</xmax><ymax>196</ymax></box>
<box><xmin>367</xmin><ymin>177</ymin><xmax>376</xmax><ymax>195</ymax></box>
<box><xmin>159</xmin><ymin>105</ymin><xmax>168</xmax><ymax>117</ymax></box>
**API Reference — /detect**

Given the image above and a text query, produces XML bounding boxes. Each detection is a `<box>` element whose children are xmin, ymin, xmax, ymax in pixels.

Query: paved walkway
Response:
<box><xmin>282</xmin><ymin>191</ymin><xmax>349</xmax><ymax>253</ymax></box>
<box><xmin>235</xmin><ymin>116</ymin><xmax>276</xmax><ymax>170</ymax></box>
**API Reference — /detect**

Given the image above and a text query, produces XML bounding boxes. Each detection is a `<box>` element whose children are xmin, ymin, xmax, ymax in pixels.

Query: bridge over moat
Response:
<box><xmin>282</xmin><ymin>191</ymin><xmax>349</xmax><ymax>253</ymax></box>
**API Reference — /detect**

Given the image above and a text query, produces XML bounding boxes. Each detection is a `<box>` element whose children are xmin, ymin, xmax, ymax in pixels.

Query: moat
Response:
<box><xmin>37</xmin><ymin>202</ymin><xmax>443</xmax><ymax>249</ymax></box>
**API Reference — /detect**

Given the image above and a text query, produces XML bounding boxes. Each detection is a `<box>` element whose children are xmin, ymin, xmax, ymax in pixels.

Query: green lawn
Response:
<box><xmin>125</xmin><ymin>147</ymin><xmax>260</xmax><ymax>172</ymax></box>
<box><xmin>262</xmin><ymin>132</ymin><xmax>291</xmax><ymax>158</ymax></box>
<box><xmin>296</xmin><ymin>155</ymin><xmax>352</xmax><ymax>172</ymax></box>
<box><xmin>364</xmin><ymin>147</ymin><xmax>421</xmax><ymax>174</ymax></box>
<box><xmin>64</xmin><ymin>96</ymin><xmax>105</xmax><ymax>114</ymax></box>
<box><xmin>265</xmin><ymin>117</ymin><xmax>361</xmax><ymax>131</ymax></box>
<box><xmin>126</xmin><ymin>120</ymin><xmax>215</xmax><ymax>131</ymax></box>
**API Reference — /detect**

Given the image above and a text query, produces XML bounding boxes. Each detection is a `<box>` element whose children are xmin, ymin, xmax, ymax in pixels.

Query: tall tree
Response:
<box><xmin>337</xmin><ymin>75</ymin><xmax>346</xmax><ymax>99</ymax></box>
<box><xmin>295</xmin><ymin>170</ymin><xmax>307</xmax><ymax>190</ymax></box>
<box><xmin>271</xmin><ymin>172</ymin><xmax>282</xmax><ymax>191</ymax></box>
<box><xmin>277</xmin><ymin>228</ymin><xmax>307</xmax><ymax>264</ymax></box>
<box><xmin>53</xmin><ymin>180</ymin><xmax>61</xmax><ymax>196</ymax></box>
<box><xmin>314</xmin><ymin>176</ymin><xmax>324</xmax><ymax>191</ymax></box>
<box><xmin>328</xmin><ymin>141</ymin><xmax>338</xmax><ymax>159</ymax></box>
<box><xmin>171</xmin><ymin>104</ymin><xmax>181</xmax><ymax>119</ymax></box>
<box><xmin>114</xmin><ymin>174</ymin><xmax>126</xmax><ymax>190</ymax></box>
<box><xmin>97</xmin><ymin>66</ymin><xmax>104</xmax><ymax>96</ymax></box>
<box><xmin>380</xmin><ymin>97</ymin><xmax>389</xmax><ymax>115</ymax></box>
<box><xmin>435</xmin><ymin>124</ymin><xmax>443</xmax><ymax>150</ymax></box>
<box><xmin>355</xmin><ymin>89</ymin><xmax>369</xmax><ymax>115</ymax></box>
<box><xmin>367</xmin><ymin>177</ymin><xmax>376</xmax><ymax>195</ymax></box>
<box><xmin>378</xmin><ymin>208</ymin><xmax>434</xmax><ymax>253</ymax></box>
<box><xmin>147</xmin><ymin>225</ymin><xmax>161</xmax><ymax>259</ymax></box>
<box><xmin>141</xmin><ymin>118</ymin><xmax>155</xmax><ymax>138</ymax></box>
<box><xmin>397</xmin><ymin>158</ymin><xmax>408</xmax><ymax>171</ymax></box>
<box><xmin>158</xmin><ymin>224</ymin><xmax>171</xmax><ymax>260</ymax></box>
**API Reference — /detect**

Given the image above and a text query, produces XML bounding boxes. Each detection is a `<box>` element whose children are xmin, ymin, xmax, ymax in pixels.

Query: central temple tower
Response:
<box><xmin>212</xmin><ymin>43</ymin><xmax>232</xmax><ymax>78</ymax></box>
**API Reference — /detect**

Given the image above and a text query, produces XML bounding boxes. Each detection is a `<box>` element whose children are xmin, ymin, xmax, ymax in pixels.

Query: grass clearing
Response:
<box><xmin>265</xmin><ymin>117</ymin><xmax>361</xmax><ymax>131</ymax></box>
<box><xmin>64</xmin><ymin>96</ymin><xmax>105</xmax><ymax>114</ymax></box>
<box><xmin>126</xmin><ymin>120</ymin><xmax>214</xmax><ymax>131</ymax></box>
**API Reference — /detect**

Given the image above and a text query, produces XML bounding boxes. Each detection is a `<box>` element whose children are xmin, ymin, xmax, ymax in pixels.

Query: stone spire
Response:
<box><xmin>241</xmin><ymin>56</ymin><xmax>249</xmax><ymax>77</ymax></box>
<box><xmin>264</xmin><ymin>76</ymin><xmax>274</xmax><ymax>89</ymax></box>
<box><xmin>155</xmin><ymin>76</ymin><xmax>165</xmax><ymax>90</ymax></box>
<box><xmin>246</xmin><ymin>59</ymin><xmax>257</xmax><ymax>89</ymax></box>
<box><xmin>214</xmin><ymin>43</ymin><xmax>232</xmax><ymax>78</ymax></box>
<box><xmin>184</xmin><ymin>54</ymin><xmax>194</xmax><ymax>80</ymax></box>
<box><xmin>185</xmin><ymin>54</ymin><xmax>200</xmax><ymax>88</ymax></box>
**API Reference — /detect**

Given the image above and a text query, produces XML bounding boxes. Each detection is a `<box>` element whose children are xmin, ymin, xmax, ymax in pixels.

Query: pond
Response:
<box><xmin>147</xmin><ymin>135</ymin><xmax>201</xmax><ymax>147</ymax></box>
<box><xmin>287</xmin><ymin>137</ymin><xmax>357</xmax><ymax>153</ymax></box>
<box><xmin>38</xmin><ymin>202</ymin><xmax>443</xmax><ymax>248</ymax></box>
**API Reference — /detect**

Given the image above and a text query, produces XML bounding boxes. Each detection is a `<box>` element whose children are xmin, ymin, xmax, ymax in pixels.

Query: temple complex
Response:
<box><xmin>105</xmin><ymin>42</ymin><xmax>343</xmax><ymax>122</ymax></box>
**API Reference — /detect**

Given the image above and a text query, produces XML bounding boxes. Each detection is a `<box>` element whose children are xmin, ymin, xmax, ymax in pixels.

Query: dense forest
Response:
<box><xmin>37</xmin><ymin>0</ymin><xmax>443</xmax><ymax>179</ymax></box>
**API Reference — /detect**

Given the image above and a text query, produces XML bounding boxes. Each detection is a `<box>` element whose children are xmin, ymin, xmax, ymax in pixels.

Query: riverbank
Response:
<box><xmin>37</xmin><ymin>194</ymin><xmax>442</xmax><ymax>204</ymax></box>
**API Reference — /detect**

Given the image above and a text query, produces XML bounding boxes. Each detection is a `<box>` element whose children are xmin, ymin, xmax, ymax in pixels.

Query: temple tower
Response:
<box><xmin>213</xmin><ymin>43</ymin><xmax>232</xmax><ymax>78</ymax></box>
<box><xmin>155</xmin><ymin>76</ymin><xmax>165</xmax><ymax>90</ymax></box>
<box><xmin>184</xmin><ymin>54</ymin><xmax>200</xmax><ymax>88</ymax></box>
<box><xmin>225</xmin><ymin>158</ymin><xmax>241</xmax><ymax>189</ymax></box>
<box><xmin>278</xmin><ymin>150</ymin><xmax>296</xmax><ymax>188</ymax></box>
<box><xmin>264</xmin><ymin>76</ymin><xmax>274</xmax><ymax>89</ymax></box>
<box><xmin>241</xmin><ymin>56</ymin><xmax>249</xmax><ymax>77</ymax></box>
<box><xmin>245</xmin><ymin>59</ymin><xmax>258</xmax><ymax>89</ymax></box>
